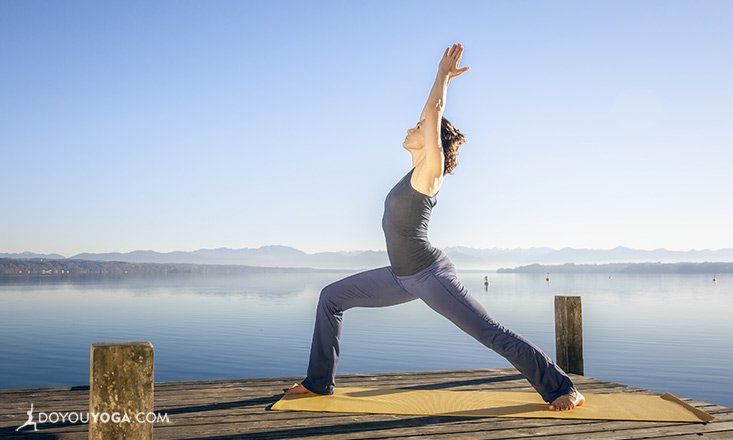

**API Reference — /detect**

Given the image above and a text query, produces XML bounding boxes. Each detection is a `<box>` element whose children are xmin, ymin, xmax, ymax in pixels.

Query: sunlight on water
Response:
<box><xmin>1</xmin><ymin>272</ymin><xmax>731</xmax><ymax>407</ymax></box>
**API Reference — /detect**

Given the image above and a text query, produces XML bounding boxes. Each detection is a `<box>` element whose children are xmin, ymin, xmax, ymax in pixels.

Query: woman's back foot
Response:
<box><xmin>549</xmin><ymin>389</ymin><xmax>585</xmax><ymax>411</ymax></box>
<box><xmin>283</xmin><ymin>383</ymin><xmax>319</xmax><ymax>396</ymax></box>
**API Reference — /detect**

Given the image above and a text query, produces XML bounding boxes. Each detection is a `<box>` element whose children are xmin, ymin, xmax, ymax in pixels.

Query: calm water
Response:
<box><xmin>1</xmin><ymin>271</ymin><xmax>731</xmax><ymax>407</ymax></box>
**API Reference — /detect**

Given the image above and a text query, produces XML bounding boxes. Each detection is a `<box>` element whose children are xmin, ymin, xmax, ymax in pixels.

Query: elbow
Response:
<box><xmin>423</xmin><ymin>98</ymin><xmax>444</xmax><ymax>120</ymax></box>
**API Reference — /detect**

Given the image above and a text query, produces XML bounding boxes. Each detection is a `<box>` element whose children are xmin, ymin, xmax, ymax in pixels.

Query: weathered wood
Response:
<box><xmin>88</xmin><ymin>341</ymin><xmax>154</xmax><ymax>440</ymax></box>
<box><xmin>555</xmin><ymin>295</ymin><xmax>584</xmax><ymax>375</ymax></box>
<box><xmin>0</xmin><ymin>368</ymin><xmax>725</xmax><ymax>440</ymax></box>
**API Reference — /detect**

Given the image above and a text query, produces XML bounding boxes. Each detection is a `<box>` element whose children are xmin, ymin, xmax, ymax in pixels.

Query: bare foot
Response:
<box><xmin>283</xmin><ymin>383</ymin><xmax>318</xmax><ymax>396</ymax></box>
<box><xmin>549</xmin><ymin>389</ymin><xmax>585</xmax><ymax>411</ymax></box>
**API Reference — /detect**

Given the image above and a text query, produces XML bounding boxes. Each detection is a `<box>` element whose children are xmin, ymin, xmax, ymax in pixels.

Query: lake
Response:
<box><xmin>1</xmin><ymin>271</ymin><xmax>731</xmax><ymax>407</ymax></box>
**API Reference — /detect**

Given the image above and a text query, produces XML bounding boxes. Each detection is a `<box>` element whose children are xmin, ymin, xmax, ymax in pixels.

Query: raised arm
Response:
<box><xmin>418</xmin><ymin>43</ymin><xmax>469</xmax><ymax>180</ymax></box>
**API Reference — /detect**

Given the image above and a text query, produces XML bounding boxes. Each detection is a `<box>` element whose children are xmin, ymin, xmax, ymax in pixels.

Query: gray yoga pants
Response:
<box><xmin>300</xmin><ymin>252</ymin><xmax>576</xmax><ymax>403</ymax></box>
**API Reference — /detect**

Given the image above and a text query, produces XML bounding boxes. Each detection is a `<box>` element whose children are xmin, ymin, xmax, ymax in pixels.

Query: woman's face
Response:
<box><xmin>402</xmin><ymin>119</ymin><xmax>425</xmax><ymax>151</ymax></box>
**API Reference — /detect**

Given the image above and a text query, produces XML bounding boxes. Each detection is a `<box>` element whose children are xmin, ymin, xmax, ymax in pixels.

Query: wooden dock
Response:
<box><xmin>1</xmin><ymin>368</ymin><xmax>731</xmax><ymax>439</ymax></box>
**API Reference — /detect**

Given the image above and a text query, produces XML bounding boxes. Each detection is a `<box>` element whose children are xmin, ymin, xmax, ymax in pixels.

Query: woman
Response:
<box><xmin>285</xmin><ymin>43</ymin><xmax>585</xmax><ymax>411</ymax></box>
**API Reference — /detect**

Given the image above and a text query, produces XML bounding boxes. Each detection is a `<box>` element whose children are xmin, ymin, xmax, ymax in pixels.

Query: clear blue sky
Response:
<box><xmin>2</xmin><ymin>0</ymin><xmax>731</xmax><ymax>256</ymax></box>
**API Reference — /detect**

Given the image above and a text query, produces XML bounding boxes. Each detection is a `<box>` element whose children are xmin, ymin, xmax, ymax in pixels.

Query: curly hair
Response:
<box><xmin>440</xmin><ymin>117</ymin><xmax>466</xmax><ymax>175</ymax></box>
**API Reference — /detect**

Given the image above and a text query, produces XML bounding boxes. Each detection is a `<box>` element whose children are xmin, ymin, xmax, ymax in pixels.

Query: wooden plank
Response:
<box><xmin>491</xmin><ymin>411</ymin><xmax>733</xmax><ymax>440</ymax></box>
<box><xmin>650</xmin><ymin>432</ymin><xmax>733</xmax><ymax>439</ymax></box>
<box><xmin>152</xmin><ymin>418</ymin><xmax>603</xmax><ymax>440</ymax></box>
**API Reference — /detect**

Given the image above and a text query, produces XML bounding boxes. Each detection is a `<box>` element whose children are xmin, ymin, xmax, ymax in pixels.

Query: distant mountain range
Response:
<box><xmin>0</xmin><ymin>258</ymin><xmax>341</xmax><ymax>277</ymax></box>
<box><xmin>3</xmin><ymin>245</ymin><xmax>733</xmax><ymax>271</ymax></box>
<box><xmin>498</xmin><ymin>262</ymin><xmax>733</xmax><ymax>274</ymax></box>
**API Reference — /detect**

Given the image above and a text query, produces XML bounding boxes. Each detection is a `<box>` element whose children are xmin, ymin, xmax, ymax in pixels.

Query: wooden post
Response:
<box><xmin>554</xmin><ymin>296</ymin><xmax>584</xmax><ymax>375</ymax></box>
<box><xmin>89</xmin><ymin>341</ymin><xmax>154</xmax><ymax>440</ymax></box>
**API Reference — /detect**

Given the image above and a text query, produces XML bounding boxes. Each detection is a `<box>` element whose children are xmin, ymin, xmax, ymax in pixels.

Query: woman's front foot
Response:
<box><xmin>549</xmin><ymin>389</ymin><xmax>585</xmax><ymax>411</ymax></box>
<box><xmin>283</xmin><ymin>383</ymin><xmax>319</xmax><ymax>396</ymax></box>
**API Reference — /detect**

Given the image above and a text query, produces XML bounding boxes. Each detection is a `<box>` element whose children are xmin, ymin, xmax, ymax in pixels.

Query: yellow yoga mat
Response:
<box><xmin>272</xmin><ymin>384</ymin><xmax>714</xmax><ymax>423</ymax></box>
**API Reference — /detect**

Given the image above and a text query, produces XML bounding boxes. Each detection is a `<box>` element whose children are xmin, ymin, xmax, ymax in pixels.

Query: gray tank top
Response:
<box><xmin>381</xmin><ymin>167</ymin><xmax>445</xmax><ymax>276</ymax></box>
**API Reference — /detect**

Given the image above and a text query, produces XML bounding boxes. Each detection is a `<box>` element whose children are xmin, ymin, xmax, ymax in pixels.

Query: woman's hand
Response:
<box><xmin>439</xmin><ymin>43</ymin><xmax>470</xmax><ymax>79</ymax></box>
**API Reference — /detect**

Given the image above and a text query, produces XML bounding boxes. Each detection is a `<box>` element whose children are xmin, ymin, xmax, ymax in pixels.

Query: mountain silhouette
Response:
<box><xmin>4</xmin><ymin>245</ymin><xmax>733</xmax><ymax>270</ymax></box>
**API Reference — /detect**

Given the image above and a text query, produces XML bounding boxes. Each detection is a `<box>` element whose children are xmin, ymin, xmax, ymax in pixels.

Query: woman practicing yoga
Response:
<box><xmin>285</xmin><ymin>43</ymin><xmax>585</xmax><ymax>411</ymax></box>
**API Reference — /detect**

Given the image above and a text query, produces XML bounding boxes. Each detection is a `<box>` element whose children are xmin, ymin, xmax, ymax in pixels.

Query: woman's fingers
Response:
<box><xmin>454</xmin><ymin>44</ymin><xmax>463</xmax><ymax>59</ymax></box>
<box><xmin>450</xmin><ymin>45</ymin><xmax>464</xmax><ymax>63</ymax></box>
<box><xmin>450</xmin><ymin>43</ymin><xmax>460</xmax><ymax>57</ymax></box>
<box><xmin>443</xmin><ymin>43</ymin><xmax>463</xmax><ymax>58</ymax></box>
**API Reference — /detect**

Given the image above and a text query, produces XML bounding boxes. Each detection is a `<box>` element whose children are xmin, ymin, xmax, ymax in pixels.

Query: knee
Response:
<box><xmin>318</xmin><ymin>283</ymin><xmax>345</xmax><ymax>314</ymax></box>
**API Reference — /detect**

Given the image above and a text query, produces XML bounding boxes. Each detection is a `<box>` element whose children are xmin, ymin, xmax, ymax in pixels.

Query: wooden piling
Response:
<box><xmin>554</xmin><ymin>296</ymin><xmax>584</xmax><ymax>375</ymax></box>
<box><xmin>89</xmin><ymin>341</ymin><xmax>154</xmax><ymax>440</ymax></box>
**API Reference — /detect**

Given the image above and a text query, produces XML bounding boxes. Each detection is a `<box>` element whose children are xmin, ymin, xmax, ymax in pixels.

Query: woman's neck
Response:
<box><xmin>410</xmin><ymin>149</ymin><xmax>426</xmax><ymax>170</ymax></box>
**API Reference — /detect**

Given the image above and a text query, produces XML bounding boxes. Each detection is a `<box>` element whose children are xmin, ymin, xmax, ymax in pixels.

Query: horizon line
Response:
<box><xmin>4</xmin><ymin>244</ymin><xmax>733</xmax><ymax>259</ymax></box>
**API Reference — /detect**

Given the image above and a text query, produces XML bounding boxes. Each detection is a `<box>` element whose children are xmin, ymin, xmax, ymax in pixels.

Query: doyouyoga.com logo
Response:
<box><xmin>16</xmin><ymin>403</ymin><xmax>170</xmax><ymax>432</ymax></box>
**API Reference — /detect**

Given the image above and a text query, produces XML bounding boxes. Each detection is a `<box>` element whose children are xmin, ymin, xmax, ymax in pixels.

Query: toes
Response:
<box><xmin>549</xmin><ymin>394</ymin><xmax>583</xmax><ymax>412</ymax></box>
<box><xmin>553</xmin><ymin>402</ymin><xmax>571</xmax><ymax>411</ymax></box>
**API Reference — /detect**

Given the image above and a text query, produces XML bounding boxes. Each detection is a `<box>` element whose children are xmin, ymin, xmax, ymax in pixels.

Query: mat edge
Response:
<box><xmin>660</xmin><ymin>393</ymin><xmax>715</xmax><ymax>423</ymax></box>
